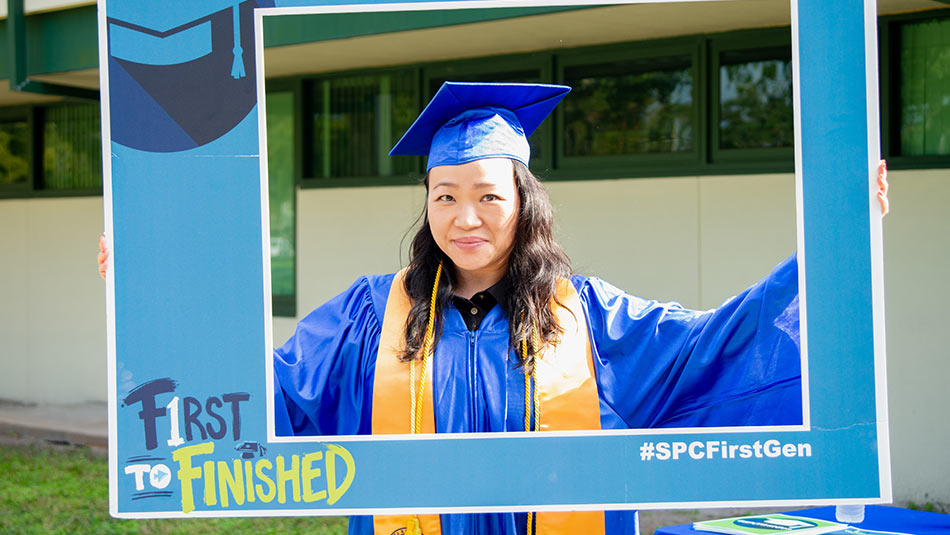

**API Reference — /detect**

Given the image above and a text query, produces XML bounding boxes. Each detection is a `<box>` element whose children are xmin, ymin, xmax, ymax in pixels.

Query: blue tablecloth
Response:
<box><xmin>655</xmin><ymin>505</ymin><xmax>950</xmax><ymax>535</ymax></box>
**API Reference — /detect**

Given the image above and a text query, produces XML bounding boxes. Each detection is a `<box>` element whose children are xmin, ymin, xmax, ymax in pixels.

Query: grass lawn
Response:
<box><xmin>0</xmin><ymin>437</ymin><xmax>348</xmax><ymax>535</ymax></box>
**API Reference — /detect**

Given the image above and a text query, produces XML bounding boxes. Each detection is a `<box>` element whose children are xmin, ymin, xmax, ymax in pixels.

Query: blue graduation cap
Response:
<box><xmin>107</xmin><ymin>0</ymin><xmax>262</xmax><ymax>78</ymax></box>
<box><xmin>390</xmin><ymin>82</ymin><xmax>571</xmax><ymax>171</ymax></box>
<box><xmin>106</xmin><ymin>1</ymin><xmax>274</xmax><ymax>152</ymax></box>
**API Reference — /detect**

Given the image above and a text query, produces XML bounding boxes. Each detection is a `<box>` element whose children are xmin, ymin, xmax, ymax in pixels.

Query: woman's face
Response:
<box><xmin>427</xmin><ymin>158</ymin><xmax>519</xmax><ymax>288</ymax></box>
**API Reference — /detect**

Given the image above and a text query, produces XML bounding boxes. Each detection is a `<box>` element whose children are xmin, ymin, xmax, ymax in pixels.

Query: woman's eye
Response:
<box><xmin>436</xmin><ymin>194</ymin><xmax>454</xmax><ymax>202</ymax></box>
<box><xmin>482</xmin><ymin>194</ymin><xmax>500</xmax><ymax>202</ymax></box>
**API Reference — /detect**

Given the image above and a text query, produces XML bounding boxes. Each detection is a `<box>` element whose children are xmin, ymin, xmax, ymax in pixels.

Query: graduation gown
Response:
<box><xmin>273</xmin><ymin>254</ymin><xmax>803</xmax><ymax>535</ymax></box>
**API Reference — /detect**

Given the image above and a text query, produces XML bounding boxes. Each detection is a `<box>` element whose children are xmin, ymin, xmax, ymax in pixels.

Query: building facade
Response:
<box><xmin>0</xmin><ymin>0</ymin><xmax>948</xmax><ymax>509</ymax></box>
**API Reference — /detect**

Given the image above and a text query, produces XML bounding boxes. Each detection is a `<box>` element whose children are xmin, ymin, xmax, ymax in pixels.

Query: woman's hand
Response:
<box><xmin>98</xmin><ymin>235</ymin><xmax>109</xmax><ymax>280</ymax></box>
<box><xmin>877</xmin><ymin>159</ymin><xmax>889</xmax><ymax>217</ymax></box>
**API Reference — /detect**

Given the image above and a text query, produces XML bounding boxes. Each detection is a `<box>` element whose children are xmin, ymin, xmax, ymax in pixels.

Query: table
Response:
<box><xmin>654</xmin><ymin>505</ymin><xmax>950</xmax><ymax>535</ymax></box>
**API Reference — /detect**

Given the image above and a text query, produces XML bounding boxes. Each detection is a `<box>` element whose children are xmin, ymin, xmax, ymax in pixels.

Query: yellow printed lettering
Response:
<box><xmin>255</xmin><ymin>459</ymin><xmax>276</xmax><ymax>502</ymax></box>
<box><xmin>276</xmin><ymin>454</ymin><xmax>300</xmax><ymax>504</ymax></box>
<box><xmin>244</xmin><ymin>460</ymin><xmax>255</xmax><ymax>503</ymax></box>
<box><xmin>217</xmin><ymin>459</ymin><xmax>245</xmax><ymax>507</ymax></box>
<box><xmin>202</xmin><ymin>460</ymin><xmax>217</xmax><ymax>506</ymax></box>
<box><xmin>171</xmin><ymin>441</ymin><xmax>214</xmax><ymax>513</ymax></box>
<box><xmin>326</xmin><ymin>444</ymin><xmax>356</xmax><ymax>505</ymax></box>
<box><xmin>302</xmin><ymin>452</ymin><xmax>326</xmax><ymax>503</ymax></box>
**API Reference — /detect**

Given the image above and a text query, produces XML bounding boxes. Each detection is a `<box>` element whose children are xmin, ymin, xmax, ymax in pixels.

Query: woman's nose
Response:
<box><xmin>454</xmin><ymin>203</ymin><xmax>481</xmax><ymax>229</ymax></box>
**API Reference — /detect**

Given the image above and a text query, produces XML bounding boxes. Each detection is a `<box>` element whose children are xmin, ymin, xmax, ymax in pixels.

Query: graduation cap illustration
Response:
<box><xmin>107</xmin><ymin>1</ymin><xmax>274</xmax><ymax>152</ymax></box>
<box><xmin>390</xmin><ymin>82</ymin><xmax>571</xmax><ymax>171</ymax></box>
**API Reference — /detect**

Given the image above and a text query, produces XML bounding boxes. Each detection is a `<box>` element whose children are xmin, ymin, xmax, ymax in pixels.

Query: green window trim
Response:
<box><xmin>265</xmin><ymin>82</ymin><xmax>299</xmax><ymax>318</ymax></box>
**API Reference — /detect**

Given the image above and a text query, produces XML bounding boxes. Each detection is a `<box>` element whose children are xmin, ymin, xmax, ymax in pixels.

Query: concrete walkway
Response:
<box><xmin>0</xmin><ymin>399</ymin><xmax>107</xmax><ymax>448</ymax></box>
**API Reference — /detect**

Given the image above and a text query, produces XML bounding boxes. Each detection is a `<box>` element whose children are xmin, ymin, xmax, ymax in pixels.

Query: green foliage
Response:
<box><xmin>0</xmin><ymin>441</ymin><xmax>348</xmax><ymax>535</ymax></box>
<box><xmin>563</xmin><ymin>57</ymin><xmax>694</xmax><ymax>157</ymax></box>
<box><xmin>719</xmin><ymin>58</ymin><xmax>793</xmax><ymax>150</ymax></box>
<box><xmin>42</xmin><ymin>103</ymin><xmax>103</xmax><ymax>190</ymax></box>
<box><xmin>907</xmin><ymin>501</ymin><xmax>936</xmax><ymax>513</ymax></box>
<box><xmin>0</xmin><ymin>121</ymin><xmax>29</xmax><ymax>185</ymax></box>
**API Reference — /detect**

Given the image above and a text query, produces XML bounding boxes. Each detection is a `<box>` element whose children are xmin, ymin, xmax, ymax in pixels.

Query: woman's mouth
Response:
<box><xmin>452</xmin><ymin>237</ymin><xmax>488</xmax><ymax>250</ymax></box>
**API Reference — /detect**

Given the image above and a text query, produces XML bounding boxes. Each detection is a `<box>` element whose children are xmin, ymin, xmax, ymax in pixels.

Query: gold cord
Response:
<box><xmin>532</xmin><ymin>329</ymin><xmax>541</xmax><ymax>433</ymax></box>
<box><xmin>411</xmin><ymin>264</ymin><xmax>549</xmax><ymax>535</ymax></box>
<box><xmin>523</xmin><ymin>328</ymin><xmax>542</xmax><ymax>535</ymax></box>
<box><xmin>407</xmin><ymin>262</ymin><xmax>443</xmax><ymax>535</ymax></box>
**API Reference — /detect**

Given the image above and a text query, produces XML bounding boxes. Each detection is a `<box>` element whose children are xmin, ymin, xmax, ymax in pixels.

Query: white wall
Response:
<box><xmin>0</xmin><ymin>196</ymin><xmax>105</xmax><ymax>404</ymax></box>
<box><xmin>2</xmin><ymin>168</ymin><xmax>947</xmax><ymax>506</ymax></box>
<box><xmin>879</xmin><ymin>169</ymin><xmax>950</xmax><ymax>508</ymax></box>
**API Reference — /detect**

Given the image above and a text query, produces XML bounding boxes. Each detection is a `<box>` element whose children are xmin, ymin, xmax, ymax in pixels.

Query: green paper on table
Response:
<box><xmin>693</xmin><ymin>514</ymin><xmax>845</xmax><ymax>535</ymax></box>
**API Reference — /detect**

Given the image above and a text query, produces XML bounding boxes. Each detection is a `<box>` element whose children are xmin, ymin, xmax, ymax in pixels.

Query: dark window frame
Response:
<box><xmin>879</xmin><ymin>8</ymin><xmax>950</xmax><ymax>170</ymax></box>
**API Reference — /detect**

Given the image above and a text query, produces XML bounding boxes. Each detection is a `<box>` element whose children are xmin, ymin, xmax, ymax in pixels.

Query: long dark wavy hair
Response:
<box><xmin>400</xmin><ymin>160</ymin><xmax>572</xmax><ymax>371</ymax></box>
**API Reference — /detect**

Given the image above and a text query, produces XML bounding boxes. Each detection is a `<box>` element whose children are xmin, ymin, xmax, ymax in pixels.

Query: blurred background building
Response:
<box><xmin>0</xmin><ymin>0</ymin><xmax>947</xmax><ymax>510</ymax></box>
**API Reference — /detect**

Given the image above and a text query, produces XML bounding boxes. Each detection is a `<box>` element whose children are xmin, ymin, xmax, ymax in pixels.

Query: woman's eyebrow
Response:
<box><xmin>430</xmin><ymin>180</ymin><xmax>457</xmax><ymax>190</ymax></box>
<box><xmin>430</xmin><ymin>180</ymin><xmax>500</xmax><ymax>190</ymax></box>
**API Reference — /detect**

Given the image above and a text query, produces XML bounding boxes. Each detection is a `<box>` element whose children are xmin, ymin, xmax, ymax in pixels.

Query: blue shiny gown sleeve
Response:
<box><xmin>576</xmin><ymin>253</ymin><xmax>802</xmax><ymax>430</ymax></box>
<box><xmin>273</xmin><ymin>274</ymin><xmax>393</xmax><ymax>436</ymax></box>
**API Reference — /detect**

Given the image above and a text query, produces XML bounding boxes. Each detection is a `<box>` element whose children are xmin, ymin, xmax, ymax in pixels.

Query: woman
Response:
<box><xmin>101</xmin><ymin>82</ymin><xmax>889</xmax><ymax>535</ymax></box>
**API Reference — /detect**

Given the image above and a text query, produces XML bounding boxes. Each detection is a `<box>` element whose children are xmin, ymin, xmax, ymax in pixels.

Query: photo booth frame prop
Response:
<box><xmin>101</xmin><ymin>0</ymin><xmax>890</xmax><ymax>517</ymax></box>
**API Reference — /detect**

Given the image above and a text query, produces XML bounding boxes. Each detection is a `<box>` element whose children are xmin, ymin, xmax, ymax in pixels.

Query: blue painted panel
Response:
<box><xmin>797</xmin><ymin>0</ymin><xmax>877</xmax><ymax>431</ymax></box>
<box><xmin>109</xmin><ymin>21</ymin><xmax>212</xmax><ymax>65</ymax></box>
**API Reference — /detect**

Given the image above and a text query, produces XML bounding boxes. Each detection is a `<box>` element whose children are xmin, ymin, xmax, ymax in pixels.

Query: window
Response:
<box><xmin>305</xmin><ymin>71</ymin><xmax>417</xmax><ymax>181</ymax></box>
<box><xmin>284</xmin><ymin>11</ymin><xmax>950</xmax><ymax>186</ymax></box>
<box><xmin>0</xmin><ymin>102</ymin><xmax>103</xmax><ymax>197</ymax></box>
<box><xmin>41</xmin><ymin>103</ymin><xmax>102</xmax><ymax>190</ymax></box>
<box><xmin>0</xmin><ymin>113</ymin><xmax>30</xmax><ymax>188</ymax></box>
<box><xmin>710</xmin><ymin>32</ymin><xmax>793</xmax><ymax>168</ymax></box>
<box><xmin>896</xmin><ymin>15</ymin><xmax>950</xmax><ymax>157</ymax></box>
<box><xmin>266</xmin><ymin>89</ymin><xmax>296</xmax><ymax>317</ymax></box>
<box><xmin>557</xmin><ymin>42</ymin><xmax>699</xmax><ymax>172</ymax></box>
<box><xmin>717</xmin><ymin>47</ymin><xmax>792</xmax><ymax>151</ymax></box>
<box><xmin>563</xmin><ymin>56</ymin><xmax>694</xmax><ymax>157</ymax></box>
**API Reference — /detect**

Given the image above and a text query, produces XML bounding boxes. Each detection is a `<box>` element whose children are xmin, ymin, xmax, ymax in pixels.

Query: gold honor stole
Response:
<box><xmin>372</xmin><ymin>271</ymin><xmax>605</xmax><ymax>535</ymax></box>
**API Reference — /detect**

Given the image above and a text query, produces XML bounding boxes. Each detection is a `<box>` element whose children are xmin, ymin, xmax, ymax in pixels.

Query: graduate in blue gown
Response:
<box><xmin>271</xmin><ymin>82</ymin><xmax>809</xmax><ymax>535</ymax></box>
<box><xmin>86</xmin><ymin>76</ymin><xmax>888</xmax><ymax>534</ymax></box>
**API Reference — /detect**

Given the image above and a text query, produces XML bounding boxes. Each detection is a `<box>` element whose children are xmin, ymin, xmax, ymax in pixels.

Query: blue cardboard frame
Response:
<box><xmin>102</xmin><ymin>0</ymin><xmax>889</xmax><ymax>517</ymax></box>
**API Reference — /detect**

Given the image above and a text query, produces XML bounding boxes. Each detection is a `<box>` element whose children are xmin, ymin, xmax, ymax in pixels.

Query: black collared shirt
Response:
<box><xmin>451</xmin><ymin>277</ymin><xmax>510</xmax><ymax>331</ymax></box>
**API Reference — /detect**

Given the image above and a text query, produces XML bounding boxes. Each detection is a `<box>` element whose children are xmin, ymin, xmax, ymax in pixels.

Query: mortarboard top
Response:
<box><xmin>389</xmin><ymin>82</ymin><xmax>571</xmax><ymax>171</ymax></box>
<box><xmin>108</xmin><ymin>0</ymin><xmax>256</xmax><ymax>78</ymax></box>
